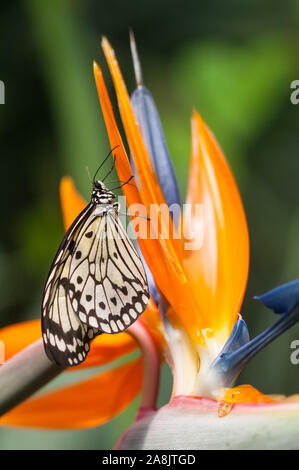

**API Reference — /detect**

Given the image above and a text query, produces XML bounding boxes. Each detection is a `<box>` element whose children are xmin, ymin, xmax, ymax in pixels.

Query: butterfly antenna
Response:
<box><xmin>102</xmin><ymin>155</ymin><xmax>116</xmax><ymax>182</ymax></box>
<box><xmin>110</xmin><ymin>175</ymin><xmax>134</xmax><ymax>191</ymax></box>
<box><xmin>106</xmin><ymin>179</ymin><xmax>137</xmax><ymax>189</ymax></box>
<box><xmin>93</xmin><ymin>145</ymin><xmax>119</xmax><ymax>183</ymax></box>
<box><xmin>85</xmin><ymin>166</ymin><xmax>92</xmax><ymax>183</ymax></box>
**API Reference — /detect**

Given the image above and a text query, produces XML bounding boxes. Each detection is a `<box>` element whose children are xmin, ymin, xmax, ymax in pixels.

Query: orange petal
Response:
<box><xmin>0</xmin><ymin>357</ymin><xmax>142</xmax><ymax>429</ymax></box>
<box><xmin>99</xmin><ymin>40</ymin><xmax>185</xmax><ymax>273</ymax></box>
<box><xmin>0</xmin><ymin>319</ymin><xmax>41</xmax><ymax>361</ymax></box>
<box><xmin>0</xmin><ymin>319</ymin><xmax>137</xmax><ymax>369</ymax></box>
<box><xmin>183</xmin><ymin>111</ymin><xmax>249</xmax><ymax>338</ymax></box>
<box><xmin>94</xmin><ymin>49</ymin><xmax>205</xmax><ymax>345</ymax></box>
<box><xmin>101</xmin><ymin>38</ymin><xmax>180</xmax><ymax>251</ymax></box>
<box><xmin>60</xmin><ymin>176</ymin><xmax>87</xmax><ymax>231</ymax></box>
<box><xmin>93</xmin><ymin>62</ymin><xmax>144</xmax><ymax>214</ymax></box>
<box><xmin>76</xmin><ymin>333</ymin><xmax>137</xmax><ymax>370</ymax></box>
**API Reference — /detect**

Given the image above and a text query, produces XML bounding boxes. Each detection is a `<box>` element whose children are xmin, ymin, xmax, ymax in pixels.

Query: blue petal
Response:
<box><xmin>209</xmin><ymin>281</ymin><xmax>299</xmax><ymax>389</ymax></box>
<box><xmin>208</xmin><ymin>319</ymin><xmax>250</xmax><ymax>388</ymax></box>
<box><xmin>254</xmin><ymin>279</ymin><xmax>299</xmax><ymax>315</ymax></box>
<box><xmin>219</xmin><ymin>318</ymin><xmax>250</xmax><ymax>355</ymax></box>
<box><xmin>131</xmin><ymin>86</ymin><xmax>181</xmax><ymax>220</ymax></box>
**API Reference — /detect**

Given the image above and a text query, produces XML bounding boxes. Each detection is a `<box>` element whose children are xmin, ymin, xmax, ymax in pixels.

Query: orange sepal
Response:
<box><xmin>0</xmin><ymin>319</ymin><xmax>138</xmax><ymax>370</ymax></box>
<box><xmin>183</xmin><ymin>111</ymin><xmax>249</xmax><ymax>337</ymax></box>
<box><xmin>0</xmin><ymin>319</ymin><xmax>41</xmax><ymax>361</ymax></box>
<box><xmin>60</xmin><ymin>176</ymin><xmax>87</xmax><ymax>231</ymax></box>
<box><xmin>0</xmin><ymin>357</ymin><xmax>142</xmax><ymax>429</ymax></box>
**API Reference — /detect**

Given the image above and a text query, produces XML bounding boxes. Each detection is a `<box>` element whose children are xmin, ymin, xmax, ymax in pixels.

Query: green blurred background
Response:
<box><xmin>1</xmin><ymin>0</ymin><xmax>299</xmax><ymax>449</ymax></box>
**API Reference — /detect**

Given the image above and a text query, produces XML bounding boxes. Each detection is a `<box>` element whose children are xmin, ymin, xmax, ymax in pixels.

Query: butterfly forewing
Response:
<box><xmin>97</xmin><ymin>214</ymin><xmax>149</xmax><ymax>331</ymax></box>
<box><xmin>68</xmin><ymin>211</ymin><xmax>149</xmax><ymax>333</ymax></box>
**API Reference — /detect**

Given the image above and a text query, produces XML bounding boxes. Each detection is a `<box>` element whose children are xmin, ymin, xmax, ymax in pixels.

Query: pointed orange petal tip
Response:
<box><xmin>101</xmin><ymin>36</ymin><xmax>111</xmax><ymax>52</ymax></box>
<box><xmin>60</xmin><ymin>176</ymin><xmax>87</xmax><ymax>231</ymax></box>
<box><xmin>93</xmin><ymin>61</ymin><xmax>101</xmax><ymax>78</ymax></box>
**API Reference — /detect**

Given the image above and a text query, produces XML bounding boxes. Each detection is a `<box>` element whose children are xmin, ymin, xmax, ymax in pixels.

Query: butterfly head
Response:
<box><xmin>92</xmin><ymin>180</ymin><xmax>116</xmax><ymax>204</ymax></box>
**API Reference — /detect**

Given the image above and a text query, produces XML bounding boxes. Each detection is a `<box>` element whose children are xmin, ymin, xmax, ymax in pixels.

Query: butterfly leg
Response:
<box><xmin>113</xmin><ymin>202</ymin><xmax>120</xmax><ymax>212</ymax></box>
<box><xmin>118</xmin><ymin>210</ymin><xmax>150</xmax><ymax>221</ymax></box>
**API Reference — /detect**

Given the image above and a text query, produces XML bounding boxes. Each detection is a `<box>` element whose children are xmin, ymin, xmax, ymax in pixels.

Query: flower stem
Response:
<box><xmin>128</xmin><ymin>321</ymin><xmax>160</xmax><ymax>409</ymax></box>
<box><xmin>0</xmin><ymin>339</ymin><xmax>64</xmax><ymax>416</ymax></box>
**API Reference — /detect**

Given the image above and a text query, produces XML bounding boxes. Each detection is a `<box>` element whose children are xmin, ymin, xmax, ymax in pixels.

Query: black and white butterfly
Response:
<box><xmin>41</xmin><ymin>153</ymin><xmax>149</xmax><ymax>367</ymax></box>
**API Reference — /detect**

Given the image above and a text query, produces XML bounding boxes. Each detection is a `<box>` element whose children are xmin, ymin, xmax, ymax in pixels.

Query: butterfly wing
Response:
<box><xmin>68</xmin><ymin>209</ymin><xmax>150</xmax><ymax>333</ymax></box>
<box><xmin>41</xmin><ymin>203</ymin><xmax>100</xmax><ymax>367</ymax></box>
<box><xmin>42</xmin><ymin>202</ymin><xmax>150</xmax><ymax>367</ymax></box>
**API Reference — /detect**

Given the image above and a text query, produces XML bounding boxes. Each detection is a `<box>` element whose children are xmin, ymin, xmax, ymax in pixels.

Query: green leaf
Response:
<box><xmin>25</xmin><ymin>0</ymin><xmax>105</xmax><ymax>196</ymax></box>
<box><xmin>170</xmin><ymin>36</ymin><xmax>295</xmax><ymax>179</ymax></box>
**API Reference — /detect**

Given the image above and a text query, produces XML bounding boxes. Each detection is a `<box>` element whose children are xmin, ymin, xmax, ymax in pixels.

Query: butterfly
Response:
<box><xmin>41</xmin><ymin>151</ymin><xmax>150</xmax><ymax>367</ymax></box>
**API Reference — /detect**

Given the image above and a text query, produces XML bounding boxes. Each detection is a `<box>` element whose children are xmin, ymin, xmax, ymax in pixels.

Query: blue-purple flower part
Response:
<box><xmin>129</xmin><ymin>31</ymin><xmax>181</xmax><ymax>222</ymax></box>
<box><xmin>209</xmin><ymin>280</ymin><xmax>299</xmax><ymax>389</ymax></box>
<box><xmin>254</xmin><ymin>279</ymin><xmax>299</xmax><ymax>315</ymax></box>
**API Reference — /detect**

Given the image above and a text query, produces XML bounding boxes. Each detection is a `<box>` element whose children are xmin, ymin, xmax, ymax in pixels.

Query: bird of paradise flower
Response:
<box><xmin>1</xmin><ymin>35</ymin><xmax>299</xmax><ymax>450</ymax></box>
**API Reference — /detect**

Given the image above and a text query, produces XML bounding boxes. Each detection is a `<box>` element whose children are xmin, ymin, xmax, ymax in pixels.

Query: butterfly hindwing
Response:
<box><xmin>67</xmin><ymin>214</ymin><xmax>105</xmax><ymax>328</ymax></box>
<box><xmin>42</xmin><ymin>203</ymin><xmax>100</xmax><ymax>367</ymax></box>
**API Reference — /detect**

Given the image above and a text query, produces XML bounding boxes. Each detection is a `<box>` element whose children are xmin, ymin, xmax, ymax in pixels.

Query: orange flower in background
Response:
<box><xmin>1</xmin><ymin>35</ymin><xmax>299</xmax><ymax>449</ymax></box>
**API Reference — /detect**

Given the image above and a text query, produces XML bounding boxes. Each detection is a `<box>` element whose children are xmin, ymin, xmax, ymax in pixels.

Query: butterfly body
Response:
<box><xmin>91</xmin><ymin>180</ymin><xmax>117</xmax><ymax>204</ymax></box>
<box><xmin>42</xmin><ymin>178</ymin><xmax>149</xmax><ymax>367</ymax></box>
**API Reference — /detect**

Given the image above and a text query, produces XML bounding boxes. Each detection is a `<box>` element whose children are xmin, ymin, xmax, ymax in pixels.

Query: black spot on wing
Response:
<box><xmin>68</xmin><ymin>240</ymin><xmax>75</xmax><ymax>255</ymax></box>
